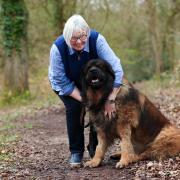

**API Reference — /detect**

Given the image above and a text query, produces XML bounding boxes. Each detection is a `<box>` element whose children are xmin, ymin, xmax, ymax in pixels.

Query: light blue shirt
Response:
<box><xmin>49</xmin><ymin>34</ymin><xmax>124</xmax><ymax>95</ymax></box>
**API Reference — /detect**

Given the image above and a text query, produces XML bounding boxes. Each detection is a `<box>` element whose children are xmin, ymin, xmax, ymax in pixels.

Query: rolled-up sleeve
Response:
<box><xmin>48</xmin><ymin>44</ymin><xmax>75</xmax><ymax>95</ymax></box>
<box><xmin>96</xmin><ymin>34</ymin><xmax>124</xmax><ymax>87</ymax></box>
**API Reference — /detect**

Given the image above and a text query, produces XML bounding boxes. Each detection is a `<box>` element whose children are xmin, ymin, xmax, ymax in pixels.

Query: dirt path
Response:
<box><xmin>0</xmin><ymin>87</ymin><xmax>180</xmax><ymax>179</ymax></box>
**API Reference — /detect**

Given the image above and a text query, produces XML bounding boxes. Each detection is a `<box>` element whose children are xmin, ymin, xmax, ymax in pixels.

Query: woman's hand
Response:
<box><xmin>104</xmin><ymin>100</ymin><xmax>116</xmax><ymax>119</ymax></box>
<box><xmin>69</xmin><ymin>86</ymin><xmax>82</xmax><ymax>102</ymax></box>
<box><xmin>104</xmin><ymin>87</ymin><xmax>121</xmax><ymax>119</ymax></box>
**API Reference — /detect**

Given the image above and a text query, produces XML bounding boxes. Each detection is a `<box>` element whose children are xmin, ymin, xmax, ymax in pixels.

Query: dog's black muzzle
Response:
<box><xmin>86</xmin><ymin>67</ymin><xmax>105</xmax><ymax>88</ymax></box>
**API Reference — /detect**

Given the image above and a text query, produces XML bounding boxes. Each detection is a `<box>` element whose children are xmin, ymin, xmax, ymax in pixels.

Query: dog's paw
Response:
<box><xmin>115</xmin><ymin>160</ymin><xmax>129</xmax><ymax>169</ymax></box>
<box><xmin>84</xmin><ymin>159</ymin><xmax>101</xmax><ymax>168</ymax></box>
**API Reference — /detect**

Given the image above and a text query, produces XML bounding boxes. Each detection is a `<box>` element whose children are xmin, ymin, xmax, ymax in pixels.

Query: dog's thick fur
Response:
<box><xmin>81</xmin><ymin>59</ymin><xmax>180</xmax><ymax>168</ymax></box>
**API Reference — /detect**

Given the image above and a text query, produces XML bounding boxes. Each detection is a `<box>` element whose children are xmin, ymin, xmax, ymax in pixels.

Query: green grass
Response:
<box><xmin>23</xmin><ymin>123</ymin><xmax>33</xmax><ymax>129</ymax></box>
<box><xmin>0</xmin><ymin>153</ymin><xmax>11</xmax><ymax>161</ymax></box>
<box><xmin>0</xmin><ymin>134</ymin><xmax>18</xmax><ymax>144</ymax></box>
<box><xmin>0</xmin><ymin>134</ymin><xmax>19</xmax><ymax>149</ymax></box>
<box><xmin>0</xmin><ymin>90</ymin><xmax>34</xmax><ymax>107</ymax></box>
<box><xmin>0</xmin><ymin>134</ymin><xmax>18</xmax><ymax>161</ymax></box>
<box><xmin>1</xmin><ymin>111</ymin><xmax>24</xmax><ymax>122</ymax></box>
<box><xmin>0</xmin><ymin>123</ymin><xmax>16</xmax><ymax>131</ymax></box>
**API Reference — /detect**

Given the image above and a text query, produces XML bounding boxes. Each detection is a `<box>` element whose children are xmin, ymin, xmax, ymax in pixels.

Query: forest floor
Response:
<box><xmin>0</xmin><ymin>84</ymin><xmax>180</xmax><ymax>179</ymax></box>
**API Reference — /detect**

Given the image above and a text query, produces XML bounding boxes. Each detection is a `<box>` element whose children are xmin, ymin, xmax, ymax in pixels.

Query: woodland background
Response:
<box><xmin>0</xmin><ymin>0</ymin><xmax>179</xmax><ymax>106</ymax></box>
<box><xmin>0</xmin><ymin>1</ymin><xmax>180</xmax><ymax>179</ymax></box>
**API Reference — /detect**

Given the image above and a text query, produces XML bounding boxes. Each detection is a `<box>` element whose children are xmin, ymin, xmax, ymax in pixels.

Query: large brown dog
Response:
<box><xmin>81</xmin><ymin>59</ymin><xmax>180</xmax><ymax>168</ymax></box>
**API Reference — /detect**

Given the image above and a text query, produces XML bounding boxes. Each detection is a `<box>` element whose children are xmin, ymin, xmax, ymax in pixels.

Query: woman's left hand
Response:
<box><xmin>104</xmin><ymin>101</ymin><xmax>116</xmax><ymax>119</ymax></box>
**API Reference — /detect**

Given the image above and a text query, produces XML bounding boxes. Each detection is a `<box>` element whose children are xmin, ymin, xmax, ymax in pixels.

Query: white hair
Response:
<box><xmin>63</xmin><ymin>14</ymin><xmax>90</xmax><ymax>47</ymax></box>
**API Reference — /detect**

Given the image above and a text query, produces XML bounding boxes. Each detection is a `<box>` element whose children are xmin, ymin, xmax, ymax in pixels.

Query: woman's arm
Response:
<box><xmin>49</xmin><ymin>44</ymin><xmax>75</xmax><ymax>96</ymax></box>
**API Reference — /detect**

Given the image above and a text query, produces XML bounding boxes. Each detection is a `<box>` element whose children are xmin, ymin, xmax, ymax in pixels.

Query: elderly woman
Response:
<box><xmin>48</xmin><ymin>14</ymin><xmax>124</xmax><ymax>167</ymax></box>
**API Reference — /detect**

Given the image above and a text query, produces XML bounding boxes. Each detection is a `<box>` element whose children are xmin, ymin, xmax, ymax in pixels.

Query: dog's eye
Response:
<box><xmin>89</xmin><ymin>67</ymin><xmax>97</xmax><ymax>73</ymax></box>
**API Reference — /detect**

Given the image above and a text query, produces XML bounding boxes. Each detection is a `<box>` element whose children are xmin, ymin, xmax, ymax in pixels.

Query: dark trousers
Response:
<box><xmin>55</xmin><ymin>91</ymin><xmax>84</xmax><ymax>154</ymax></box>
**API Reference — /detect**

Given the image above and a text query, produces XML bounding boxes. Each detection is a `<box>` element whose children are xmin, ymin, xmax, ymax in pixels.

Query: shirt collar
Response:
<box><xmin>68</xmin><ymin>39</ymin><xmax>89</xmax><ymax>55</ymax></box>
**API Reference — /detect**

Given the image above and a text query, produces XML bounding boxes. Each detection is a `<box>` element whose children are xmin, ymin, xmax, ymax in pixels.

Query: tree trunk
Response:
<box><xmin>145</xmin><ymin>0</ymin><xmax>163</xmax><ymax>75</ymax></box>
<box><xmin>52</xmin><ymin>0</ymin><xmax>77</xmax><ymax>37</ymax></box>
<box><xmin>4</xmin><ymin>38</ymin><xmax>29</xmax><ymax>95</ymax></box>
<box><xmin>164</xmin><ymin>0</ymin><xmax>180</xmax><ymax>71</ymax></box>
<box><xmin>1</xmin><ymin>0</ymin><xmax>29</xmax><ymax>95</ymax></box>
<box><xmin>52</xmin><ymin>0</ymin><xmax>64</xmax><ymax>36</ymax></box>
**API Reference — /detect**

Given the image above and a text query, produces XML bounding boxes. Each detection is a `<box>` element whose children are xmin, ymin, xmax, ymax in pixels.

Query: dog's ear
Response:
<box><xmin>104</xmin><ymin>61</ymin><xmax>115</xmax><ymax>81</ymax></box>
<box><xmin>80</xmin><ymin>67</ymin><xmax>88</xmax><ymax>104</ymax></box>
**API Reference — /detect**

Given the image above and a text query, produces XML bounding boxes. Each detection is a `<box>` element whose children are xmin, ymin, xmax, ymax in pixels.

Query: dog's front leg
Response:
<box><xmin>116</xmin><ymin>124</ymin><xmax>138</xmax><ymax>168</ymax></box>
<box><xmin>85</xmin><ymin>130</ymin><xmax>107</xmax><ymax>168</ymax></box>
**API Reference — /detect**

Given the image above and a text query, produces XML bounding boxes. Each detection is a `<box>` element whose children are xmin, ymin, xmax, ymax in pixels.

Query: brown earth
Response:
<box><xmin>0</xmin><ymin>87</ymin><xmax>180</xmax><ymax>179</ymax></box>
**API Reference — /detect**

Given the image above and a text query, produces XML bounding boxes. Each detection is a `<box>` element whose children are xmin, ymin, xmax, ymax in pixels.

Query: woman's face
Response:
<box><xmin>70</xmin><ymin>30</ymin><xmax>88</xmax><ymax>51</ymax></box>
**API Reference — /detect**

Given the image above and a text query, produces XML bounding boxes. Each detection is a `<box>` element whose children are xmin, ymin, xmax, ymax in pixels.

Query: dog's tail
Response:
<box><xmin>140</xmin><ymin>125</ymin><xmax>180</xmax><ymax>160</ymax></box>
